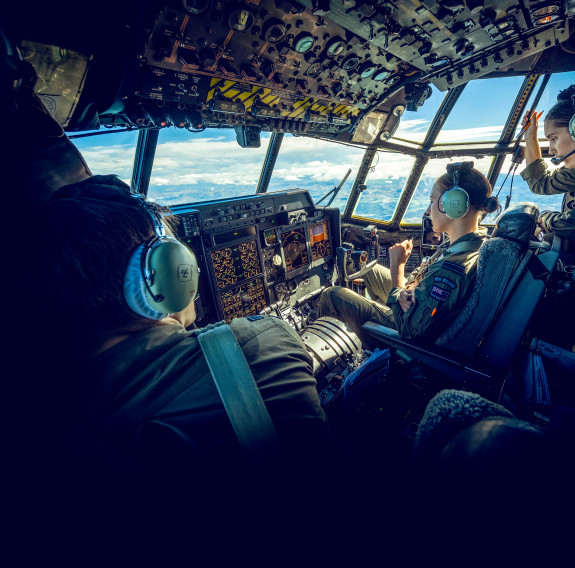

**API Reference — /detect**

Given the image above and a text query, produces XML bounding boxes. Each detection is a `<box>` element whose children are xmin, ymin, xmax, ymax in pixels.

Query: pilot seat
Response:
<box><xmin>352</xmin><ymin>203</ymin><xmax>562</xmax><ymax>442</ymax></box>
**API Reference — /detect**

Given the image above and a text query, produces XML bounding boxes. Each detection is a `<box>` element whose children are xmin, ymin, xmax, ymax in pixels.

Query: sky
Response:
<box><xmin>72</xmin><ymin>71</ymin><xmax>575</xmax><ymax>222</ymax></box>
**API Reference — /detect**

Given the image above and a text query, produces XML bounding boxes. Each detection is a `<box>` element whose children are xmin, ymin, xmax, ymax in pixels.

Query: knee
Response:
<box><xmin>318</xmin><ymin>286</ymin><xmax>344</xmax><ymax>315</ymax></box>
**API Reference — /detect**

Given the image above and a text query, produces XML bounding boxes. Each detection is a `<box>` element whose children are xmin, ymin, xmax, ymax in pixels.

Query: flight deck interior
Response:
<box><xmin>4</xmin><ymin>0</ymin><xmax>575</xmax><ymax>453</ymax></box>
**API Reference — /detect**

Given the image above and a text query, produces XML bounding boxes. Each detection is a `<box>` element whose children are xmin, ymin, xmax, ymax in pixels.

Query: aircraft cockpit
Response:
<box><xmin>4</xmin><ymin>0</ymin><xmax>575</xmax><ymax>512</ymax></box>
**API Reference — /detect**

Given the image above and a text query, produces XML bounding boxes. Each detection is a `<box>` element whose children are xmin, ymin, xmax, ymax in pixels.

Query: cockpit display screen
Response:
<box><xmin>281</xmin><ymin>227</ymin><xmax>309</xmax><ymax>273</ymax></box>
<box><xmin>309</xmin><ymin>220</ymin><xmax>331</xmax><ymax>261</ymax></box>
<box><xmin>211</xmin><ymin>239</ymin><xmax>262</xmax><ymax>289</ymax></box>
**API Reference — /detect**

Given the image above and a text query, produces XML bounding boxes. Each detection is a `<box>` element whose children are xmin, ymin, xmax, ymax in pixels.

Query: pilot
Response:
<box><xmin>34</xmin><ymin>174</ymin><xmax>335</xmax><ymax>466</ymax></box>
<box><xmin>318</xmin><ymin>163</ymin><xmax>498</xmax><ymax>344</ymax></box>
<box><xmin>521</xmin><ymin>84</ymin><xmax>575</xmax><ymax>242</ymax></box>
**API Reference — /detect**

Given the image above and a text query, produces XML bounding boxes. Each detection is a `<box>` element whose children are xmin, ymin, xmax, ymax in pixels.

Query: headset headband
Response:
<box><xmin>131</xmin><ymin>192</ymin><xmax>166</xmax><ymax>237</ymax></box>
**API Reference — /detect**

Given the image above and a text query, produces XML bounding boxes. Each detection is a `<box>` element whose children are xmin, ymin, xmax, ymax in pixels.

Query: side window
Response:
<box><xmin>490</xmin><ymin>155</ymin><xmax>564</xmax><ymax>224</ymax></box>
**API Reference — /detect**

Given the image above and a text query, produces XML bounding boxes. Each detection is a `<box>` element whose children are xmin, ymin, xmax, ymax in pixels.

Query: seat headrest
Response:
<box><xmin>491</xmin><ymin>202</ymin><xmax>539</xmax><ymax>246</ymax></box>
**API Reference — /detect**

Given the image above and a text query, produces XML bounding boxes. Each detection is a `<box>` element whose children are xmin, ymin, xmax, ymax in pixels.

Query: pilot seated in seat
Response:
<box><xmin>318</xmin><ymin>163</ymin><xmax>499</xmax><ymax>347</ymax></box>
<box><xmin>35</xmin><ymin>175</ymin><xmax>335</xmax><ymax>467</ymax></box>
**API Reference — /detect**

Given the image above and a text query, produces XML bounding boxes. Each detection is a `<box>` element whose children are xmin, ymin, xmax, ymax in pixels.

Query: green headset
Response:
<box><xmin>439</xmin><ymin>161</ymin><xmax>473</xmax><ymax>219</ymax></box>
<box><xmin>123</xmin><ymin>193</ymin><xmax>199</xmax><ymax>320</ymax></box>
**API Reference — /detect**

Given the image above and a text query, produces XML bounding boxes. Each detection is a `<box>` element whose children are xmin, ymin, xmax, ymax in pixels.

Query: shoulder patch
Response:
<box><xmin>433</xmin><ymin>275</ymin><xmax>456</xmax><ymax>289</ymax></box>
<box><xmin>442</xmin><ymin>260</ymin><xmax>465</xmax><ymax>275</ymax></box>
<box><xmin>430</xmin><ymin>285</ymin><xmax>451</xmax><ymax>302</ymax></box>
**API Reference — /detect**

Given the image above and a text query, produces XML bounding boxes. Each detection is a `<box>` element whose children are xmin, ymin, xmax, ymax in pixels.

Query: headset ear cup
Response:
<box><xmin>123</xmin><ymin>243</ymin><xmax>167</xmax><ymax>320</ymax></box>
<box><xmin>145</xmin><ymin>238</ymin><xmax>199</xmax><ymax>315</ymax></box>
<box><xmin>441</xmin><ymin>187</ymin><xmax>470</xmax><ymax>219</ymax></box>
<box><xmin>569</xmin><ymin>114</ymin><xmax>575</xmax><ymax>143</ymax></box>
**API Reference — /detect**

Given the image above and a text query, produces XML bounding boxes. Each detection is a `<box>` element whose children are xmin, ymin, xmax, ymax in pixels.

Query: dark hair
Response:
<box><xmin>436</xmin><ymin>163</ymin><xmax>498</xmax><ymax>215</ymax></box>
<box><xmin>545</xmin><ymin>84</ymin><xmax>575</xmax><ymax>128</ymax></box>
<box><xmin>36</xmin><ymin>175</ymin><xmax>164</xmax><ymax>352</ymax></box>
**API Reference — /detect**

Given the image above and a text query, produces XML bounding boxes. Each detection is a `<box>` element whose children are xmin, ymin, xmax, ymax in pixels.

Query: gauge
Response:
<box><xmin>182</xmin><ymin>0</ymin><xmax>210</xmax><ymax>15</ymax></box>
<box><xmin>342</xmin><ymin>55</ymin><xmax>360</xmax><ymax>71</ymax></box>
<box><xmin>228</xmin><ymin>8</ymin><xmax>254</xmax><ymax>32</ymax></box>
<box><xmin>305</xmin><ymin>62</ymin><xmax>322</xmax><ymax>78</ymax></box>
<box><xmin>294</xmin><ymin>32</ymin><xmax>314</xmax><ymax>53</ymax></box>
<box><xmin>325</xmin><ymin>37</ymin><xmax>346</xmax><ymax>58</ymax></box>
<box><xmin>533</xmin><ymin>13</ymin><xmax>561</xmax><ymax>25</ymax></box>
<box><xmin>359</xmin><ymin>63</ymin><xmax>376</xmax><ymax>78</ymax></box>
<box><xmin>264</xmin><ymin>21</ymin><xmax>287</xmax><ymax>44</ymax></box>
<box><xmin>373</xmin><ymin>69</ymin><xmax>388</xmax><ymax>81</ymax></box>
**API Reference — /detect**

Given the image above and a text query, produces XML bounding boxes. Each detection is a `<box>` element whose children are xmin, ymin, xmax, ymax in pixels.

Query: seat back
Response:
<box><xmin>435</xmin><ymin>203</ymin><xmax>541</xmax><ymax>359</ymax></box>
<box><xmin>476</xmin><ymin>234</ymin><xmax>560</xmax><ymax>373</ymax></box>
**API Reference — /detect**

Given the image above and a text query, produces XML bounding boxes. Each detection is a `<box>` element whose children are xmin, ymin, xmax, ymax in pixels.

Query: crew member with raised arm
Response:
<box><xmin>318</xmin><ymin>163</ymin><xmax>498</xmax><ymax>344</ymax></box>
<box><xmin>521</xmin><ymin>84</ymin><xmax>575</xmax><ymax>241</ymax></box>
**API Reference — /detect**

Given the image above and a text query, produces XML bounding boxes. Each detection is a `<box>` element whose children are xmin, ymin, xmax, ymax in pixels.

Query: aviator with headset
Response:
<box><xmin>318</xmin><ymin>161</ymin><xmax>498</xmax><ymax>346</ymax></box>
<box><xmin>520</xmin><ymin>84</ymin><xmax>575</xmax><ymax>244</ymax></box>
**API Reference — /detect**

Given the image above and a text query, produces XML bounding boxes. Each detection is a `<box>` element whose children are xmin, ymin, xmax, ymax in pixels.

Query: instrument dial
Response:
<box><xmin>325</xmin><ymin>37</ymin><xmax>345</xmax><ymax>58</ymax></box>
<box><xmin>294</xmin><ymin>32</ymin><xmax>314</xmax><ymax>54</ymax></box>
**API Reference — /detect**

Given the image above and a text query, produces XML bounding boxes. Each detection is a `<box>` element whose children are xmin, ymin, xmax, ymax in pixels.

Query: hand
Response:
<box><xmin>521</xmin><ymin>110</ymin><xmax>539</xmax><ymax>142</ymax></box>
<box><xmin>389</xmin><ymin>239</ymin><xmax>413</xmax><ymax>266</ymax></box>
<box><xmin>398</xmin><ymin>289</ymin><xmax>415</xmax><ymax>313</ymax></box>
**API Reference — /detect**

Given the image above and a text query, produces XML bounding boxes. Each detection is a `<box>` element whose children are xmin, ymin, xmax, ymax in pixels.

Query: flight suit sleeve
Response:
<box><xmin>520</xmin><ymin>159</ymin><xmax>575</xmax><ymax>195</ymax></box>
<box><xmin>540</xmin><ymin>208</ymin><xmax>575</xmax><ymax>240</ymax></box>
<box><xmin>229</xmin><ymin>316</ymin><xmax>335</xmax><ymax>452</ymax></box>
<box><xmin>386</xmin><ymin>259</ymin><xmax>469</xmax><ymax>340</ymax></box>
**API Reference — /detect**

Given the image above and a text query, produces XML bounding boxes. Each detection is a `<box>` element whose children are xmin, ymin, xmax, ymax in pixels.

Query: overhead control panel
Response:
<box><xmin>11</xmin><ymin>0</ymin><xmax>574</xmax><ymax>142</ymax></box>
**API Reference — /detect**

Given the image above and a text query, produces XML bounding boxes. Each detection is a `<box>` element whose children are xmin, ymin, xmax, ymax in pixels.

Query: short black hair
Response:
<box><xmin>37</xmin><ymin>175</ymin><xmax>159</xmax><ymax>351</ymax></box>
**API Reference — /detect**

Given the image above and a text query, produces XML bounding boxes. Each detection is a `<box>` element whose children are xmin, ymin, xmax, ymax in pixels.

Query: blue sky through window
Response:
<box><xmin>70</xmin><ymin>71</ymin><xmax>575</xmax><ymax>220</ymax></box>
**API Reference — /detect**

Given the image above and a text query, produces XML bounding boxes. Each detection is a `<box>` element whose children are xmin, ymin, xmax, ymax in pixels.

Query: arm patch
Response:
<box><xmin>433</xmin><ymin>276</ymin><xmax>456</xmax><ymax>289</ymax></box>
<box><xmin>430</xmin><ymin>285</ymin><xmax>451</xmax><ymax>302</ymax></box>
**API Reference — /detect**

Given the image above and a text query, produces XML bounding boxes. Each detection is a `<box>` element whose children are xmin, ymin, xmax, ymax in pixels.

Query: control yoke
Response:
<box><xmin>336</xmin><ymin>246</ymin><xmax>379</xmax><ymax>282</ymax></box>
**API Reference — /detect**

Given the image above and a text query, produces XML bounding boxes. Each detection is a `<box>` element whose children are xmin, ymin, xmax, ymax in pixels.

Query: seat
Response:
<box><xmin>361</xmin><ymin>203</ymin><xmax>562</xmax><ymax>399</ymax></box>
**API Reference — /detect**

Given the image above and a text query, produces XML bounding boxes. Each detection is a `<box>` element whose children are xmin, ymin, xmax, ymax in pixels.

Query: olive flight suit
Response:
<box><xmin>318</xmin><ymin>231</ymin><xmax>488</xmax><ymax>347</ymax></box>
<box><xmin>521</xmin><ymin>158</ymin><xmax>575</xmax><ymax>241</ymax></box>
<box><xmin>84</xmin><ymin>316</ymin><xmax>333</xmax><ymax>459</ymax></box>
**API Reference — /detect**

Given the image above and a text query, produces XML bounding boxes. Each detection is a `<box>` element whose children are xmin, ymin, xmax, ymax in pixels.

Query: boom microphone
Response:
<box><xmin>550</xmin><ymin>149</ymin><xmax>575</xmax><ymax>165</ymax></box>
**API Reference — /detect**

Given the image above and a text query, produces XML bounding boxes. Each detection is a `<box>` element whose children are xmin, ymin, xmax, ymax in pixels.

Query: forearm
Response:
<box><xmin>524</xmin><ymin>136</ymin><xmax>542</xmax><ymax>166</ymax></box>
<box><xmin>390</xmin><ymin>262</ymin><xmax>406</xmax><ymax>289</ymax></box>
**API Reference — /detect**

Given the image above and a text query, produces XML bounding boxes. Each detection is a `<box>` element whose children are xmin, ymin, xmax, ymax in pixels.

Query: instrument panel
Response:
<box><xmin>172</xmin><ymin>190</ymin><xmax>340</xmax><ymax>324</ymax></box>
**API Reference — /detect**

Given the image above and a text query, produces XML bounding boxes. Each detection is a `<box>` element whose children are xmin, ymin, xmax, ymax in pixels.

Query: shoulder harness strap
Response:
<box><xmin>196</xmin><ymin>321</ymin><xmax>280</xmax><ymax>455</ymax></box>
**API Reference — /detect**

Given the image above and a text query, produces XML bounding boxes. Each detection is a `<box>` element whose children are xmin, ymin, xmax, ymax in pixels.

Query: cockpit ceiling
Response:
<box><xmin>10</xmin><ymin>0</ymin><xmax>575</xmax><ymax>142</ymax></box>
